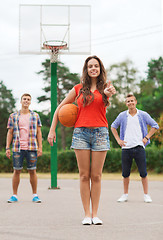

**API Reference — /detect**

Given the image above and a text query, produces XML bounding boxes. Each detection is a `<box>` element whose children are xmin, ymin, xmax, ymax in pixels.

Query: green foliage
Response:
<box><xmin>104</xmin><ymin>148</ymin><xmax>121</xmax><ymax>172</ymax></box>
<box><xmin>152</xmin><ymin>113</ymin><xmax>163</xmax><ymax>147</ymax></box>
<box><xmin>37</xmin><ymin>60</ymin><xmax>80</xmax><ymax>105</ymax></box>
<box><xmin>0</xmin><ymin>81</ymin><xmax>16</xmax><ymax>150</ymax></box>
<box><xmin>36</xmin><ymin>111</ymin><xmax>51</xmax><ymax>127</ymax></box>
<box><xmin>146</xmin><ymin>146</ymin><xmax>163</xmax><ymax>173</ymax></box>
<box><xmin>107</xmin><ymin>102</ymin><xmax>127</xmax><ymax>148</ymax></box>
<box><xmin>40</xmin><ymin>125</ymin><xmax>49</xmax><ymax>141</ymax></box>
<box><xmin>136</xmin><ymin>57</ymin><xmax>163</xmax><ymax>119</ymax></box>
<box><xmin>42</xmin><ymin>140</ymin><xmax>51</xmax><ymax>152</ymax></box>
<box><xmin>56</xmin><ymin>124</ymin><xmax>74</xmax><ymax>151</ymax></box>
<box><xmin>147</xmin><ymin>57</ymin><xmax>163</xmax><ymax>84</ymax></box>
<box><xmin>0</xmin><ymin>152</ymin><xmax>13</xmax><ymax>172</ymax></box>
<box><xmin>57</xmin><ymin>150</ymin><xmax>78</xmax><ymax>172</ymax></box>
<box><xmin>1</xmin><ymin>146</ymin><xmax>162</xmax><ymax>173</ymax></box>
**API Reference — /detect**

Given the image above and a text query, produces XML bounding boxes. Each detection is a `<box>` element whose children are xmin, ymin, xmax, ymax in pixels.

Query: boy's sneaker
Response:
<box><xmin>32</xmin><ymin>196</ymin><xmax>41</xmax><ymax>203</ymax></box>
<box><xmin>117</xmin><ymin>194</ymin><xmax>128</xmax><ymax>202</ymax></box>
<box><xmin>144</xmin><ymin>194</ymin><xmax>152</xmax><ymax>203</ymax></box>
<box><xmin>7</xmin><ymin>196</ymin><xmax>18</xmax><ymax>203</ymax></box>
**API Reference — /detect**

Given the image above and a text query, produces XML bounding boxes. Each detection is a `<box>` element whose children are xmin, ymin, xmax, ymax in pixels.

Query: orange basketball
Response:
<box><xmin>58</xmin><ymin>104</ymin><xmax>78</xmax><ymax>127</ymax></box>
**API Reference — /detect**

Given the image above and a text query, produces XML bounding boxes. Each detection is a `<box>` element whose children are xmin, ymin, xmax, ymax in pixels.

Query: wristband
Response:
<box><xmin>6</xmin><ymin>148</ymin><xmax>10</xmax><ymax>150</ymax></box>
<box><xmin>145</xmin><ymin>136</ymin><xmax>149</xmax><ymax>140</ymax></box>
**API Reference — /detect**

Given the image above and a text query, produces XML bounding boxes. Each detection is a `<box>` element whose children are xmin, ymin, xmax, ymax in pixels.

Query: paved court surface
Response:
<box><xmin>0</xmin><ymin>178</ymin><xmax>163</xmax><ymax>240</ymax></box>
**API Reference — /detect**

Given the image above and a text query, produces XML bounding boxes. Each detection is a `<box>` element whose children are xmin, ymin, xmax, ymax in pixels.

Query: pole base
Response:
<box><xmin>48</xmin><ymin>186</ymin><xmax>60</xmax><ymax>190</ymax></box>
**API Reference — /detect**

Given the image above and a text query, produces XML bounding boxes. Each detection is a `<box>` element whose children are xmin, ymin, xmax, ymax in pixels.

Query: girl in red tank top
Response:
<box><xmin>48</xmin><ymin>56</ymin><xmax>116</xmax><ymax>225</ymax></box>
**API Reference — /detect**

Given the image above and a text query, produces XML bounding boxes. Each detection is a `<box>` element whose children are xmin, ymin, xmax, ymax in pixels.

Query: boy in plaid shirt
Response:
<box><xmin>6</xmin><ymin>93</ymin><xmax>42</xmax><ymax>203</ymax></box>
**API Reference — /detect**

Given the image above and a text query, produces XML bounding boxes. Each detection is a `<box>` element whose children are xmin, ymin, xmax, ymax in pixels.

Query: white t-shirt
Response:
<box><xmin>122</xmin><ymin>110</ymin><xmax>144</xmax><ymax>149</ymax></box>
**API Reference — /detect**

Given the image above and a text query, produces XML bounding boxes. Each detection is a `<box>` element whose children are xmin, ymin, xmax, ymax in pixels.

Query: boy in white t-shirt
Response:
<box><xmin>6</xmin><ymin>93</ymin><xmax>42</xmax><ymax>203</ymax></box>
<box><xmin>111</xmin><ymin>94</ymin><xmax>159</xmax><ymax>203</ymax></box>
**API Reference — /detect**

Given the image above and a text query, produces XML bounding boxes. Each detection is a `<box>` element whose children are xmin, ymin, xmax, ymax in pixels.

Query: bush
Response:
<box><xmin>0</xmin><ymin>146</ymin><xmax>163</xmax><ymax>173</ymax></box>
<box><xmin>0</xmin><ymin>152</ymin><xmax>13</xmax><ymax>172</ymax></box>
<box><xmin>104</xmin><ymin>149</ymin><xmax>121</xmax><ymax>172</ymax></box>
<box><xmin>146</xmin><ymin>147</ymin><xmax>163</xmax><ymax>173</ymax></box>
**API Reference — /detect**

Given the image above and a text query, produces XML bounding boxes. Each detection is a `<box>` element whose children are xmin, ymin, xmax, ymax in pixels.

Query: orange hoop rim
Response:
<box><xmin>43</xmin><ymin>40</ymin><xmax>67</xmax><ymax>51</ymax></box>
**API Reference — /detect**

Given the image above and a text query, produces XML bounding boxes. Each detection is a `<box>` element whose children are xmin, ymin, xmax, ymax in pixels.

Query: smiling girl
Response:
<box><xmin>48</xmin><ymin>56</ymin><xmax>116</xmax><ymax>225</ymax></box>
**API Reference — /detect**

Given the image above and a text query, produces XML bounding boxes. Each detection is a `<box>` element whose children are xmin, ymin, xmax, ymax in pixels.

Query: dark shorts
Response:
<box><xmin>13</xmin><ymin>150</ymin><xmax>37</xmax><ymax>170</ymax></box>
<box><xmin>71</xmin><ymin>127</ymin><xmax>110</xmax><ymax>151</ymax></box>
<box><xmin>122</xmin><ymin>145</ymin><xmax>147</xmax><ymax>178</ymax></box>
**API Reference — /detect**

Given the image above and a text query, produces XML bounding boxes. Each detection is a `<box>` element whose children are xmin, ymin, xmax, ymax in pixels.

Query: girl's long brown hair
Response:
<box><xmin>77</xmin><ymin>55</ymin><xmax>109</xmax><ymax>107</ymax></box>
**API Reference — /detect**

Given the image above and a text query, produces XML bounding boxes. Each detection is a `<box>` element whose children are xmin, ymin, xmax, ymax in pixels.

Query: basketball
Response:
<box><xmin>58</xmin><ymin>104</ymin><xmax>78</xmax><ymax>127</ymax></box>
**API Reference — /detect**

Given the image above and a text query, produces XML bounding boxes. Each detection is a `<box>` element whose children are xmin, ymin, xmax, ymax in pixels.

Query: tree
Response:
<box><xmin>137</xmin><ymin>57</ymin><xmax>163</xmax><ymax>119</ymax></box>
<box><xmin>106</xmin><ymin>59</ymin><xmax>140</xmax><ymax>147</ymax></box>
<box><xmin>107</xmin><ymin>59</ymin><xmax>140</xmax><ymax>101</ymax></box>
<box><xmin>151</xmin><ymin>113</ymin><xmax>163</xmax><ymax>147</ymax></box>
<box><xmin>37</xmin><ymin>60</ymin><xmax>80</xmax><ymax>149</ymax></box>
<box><xmin>37</xmin><ymin>60</ymin><xmax>80</xmax><ymax>104</ymax></box>
<box><xmin>0</xmin><ymin>80</ymin><xmax>16</xmax><ymax>150</ymax></box>
<box><xmin>136</xmin><ymin>57</ymin><xmax>163</xmax><ymax>147</ymax></box>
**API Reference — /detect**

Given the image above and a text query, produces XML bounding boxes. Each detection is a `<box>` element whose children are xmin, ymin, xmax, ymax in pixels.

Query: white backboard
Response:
<box><xmin>19</xmin><ymin>4</ymin><xmax>91</xmax><ymax>55</ymax></box>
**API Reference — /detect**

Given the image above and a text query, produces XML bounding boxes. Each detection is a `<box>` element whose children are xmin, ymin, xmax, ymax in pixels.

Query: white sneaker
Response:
<box><xmin>144</xmin><ymin>194</ymin><xmax>152</xmax><ymax>203</ymax></box>
<box><xmin>117</xmin><ymin>194</ymin><xmax>128</xmax><ymax>202</ymax></box>
<box><xmin>82</xmin><ymin>217</ymin><xmax>92</xmax><ymax>225</ymax></box>
<box><xmin>92</xmin><ymin>217</ymin><xmax>103</xmax><ymax>225</ymax></box>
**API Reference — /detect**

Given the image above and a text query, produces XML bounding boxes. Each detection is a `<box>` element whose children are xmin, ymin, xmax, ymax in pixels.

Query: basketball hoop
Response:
<box><xmin>43</xmin><ymin>40</ymin><xmax>67</xmax><ymax>63</ymax></box>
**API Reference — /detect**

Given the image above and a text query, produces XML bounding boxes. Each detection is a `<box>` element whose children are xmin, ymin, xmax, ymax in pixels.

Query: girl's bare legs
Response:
<box><xmin>75</xmin><ymin>149</ymin><xmax>91</xmax><ymax>217</ymax></box>
<box><xmin>91</xmin><ymin>151</ymin><xmax>107</xmax><ymax>218</ymax></box>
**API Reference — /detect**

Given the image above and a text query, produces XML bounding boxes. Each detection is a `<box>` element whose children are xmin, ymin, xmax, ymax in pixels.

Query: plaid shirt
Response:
<box><xmin>7</xmin><ymin>110</ymin><xmax>42</xmax><ymax>152</ymax></box>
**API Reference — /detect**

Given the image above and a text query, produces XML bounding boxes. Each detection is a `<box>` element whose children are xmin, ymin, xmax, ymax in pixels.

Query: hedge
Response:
<box><xmin>0</xmin><ymin>147</ymin><xmax>163</xmax><ymax>173</ymax></box>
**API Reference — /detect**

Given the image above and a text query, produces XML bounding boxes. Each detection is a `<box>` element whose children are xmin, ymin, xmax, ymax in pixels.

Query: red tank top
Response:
<box><xmin>74</xmin><ymin>84</ymin><xmax>108</xmax><ymax>128</ymax></box>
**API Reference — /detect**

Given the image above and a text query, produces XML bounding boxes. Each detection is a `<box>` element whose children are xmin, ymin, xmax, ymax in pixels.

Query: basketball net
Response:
<box><xmin>51</xmin><ymin>48</ymin><xmax>60</xmax><ymax>63</ymax></box>
<box><xmin>43</xmin><ymin>40</ymin><xmax>67</xmax><ymax>63</ymax></box>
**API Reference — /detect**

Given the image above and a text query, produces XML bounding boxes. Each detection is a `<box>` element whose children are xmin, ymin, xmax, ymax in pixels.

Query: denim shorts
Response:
<box><xmin>13</xmin><ymin>150</ymin><xmax>37</xmax><ymax>170</ymax></box>
<box><xmin>71</xmin><ymin>127</ymin><xmax>110</xmax><ymax>151</ymax></box>
<box><xmin>122</xmin><ymin>145</ymin><xmax>147</xmax><ymax>178</ymax></box>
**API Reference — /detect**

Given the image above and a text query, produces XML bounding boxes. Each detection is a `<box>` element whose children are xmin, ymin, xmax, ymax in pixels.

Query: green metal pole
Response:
<box><xmin>50</xmin><ymin>62</ymin><xmax>58</xmax><ymax>188</ymax></box>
